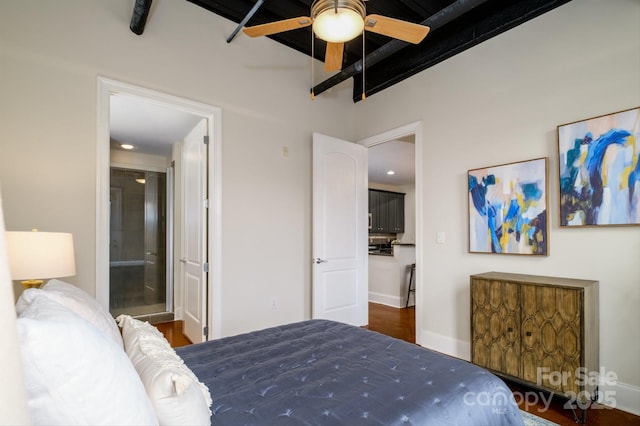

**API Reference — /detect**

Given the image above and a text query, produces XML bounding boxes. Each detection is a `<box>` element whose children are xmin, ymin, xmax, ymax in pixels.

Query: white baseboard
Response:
<box><xmin>368</xmin><ymin>291</ymin><xmax>414</xmax><ymax>308</ymax></box>
<box><xmin>368</xmin><ymin>292</ymin><xmax>401</xmax><ymax>308</ymax></box>
<box><xmin>598</xmin><ymin>379</ymin><xmax>640</xmax><ymax>416</ymax></box>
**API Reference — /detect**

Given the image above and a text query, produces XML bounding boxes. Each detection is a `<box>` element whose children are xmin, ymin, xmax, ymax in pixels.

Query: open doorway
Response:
<box><xmin>96</xmin><ymin>77</ymin><xmax>223</xmax><ymax>340</ymax></box>
<box><xmin>359</xmin><ymin>122</ymin><xmax>422</xmax><ymax>345</ymax></box>
<box><xmin>108</xmin><ymin>94</ymin><xmax>200</xmax><ymax>324</ymax></box>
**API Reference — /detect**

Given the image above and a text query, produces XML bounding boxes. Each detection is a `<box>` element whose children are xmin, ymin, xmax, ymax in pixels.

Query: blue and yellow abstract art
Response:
<box><xmin>558</xmin><ymin>107</ymin><xmax>640</xmax><ymax>227</ymax></box>
<box><xmin>468</xmin><ymin>158</ymin><xmax>548</xmax><ymax>255</ymax></box>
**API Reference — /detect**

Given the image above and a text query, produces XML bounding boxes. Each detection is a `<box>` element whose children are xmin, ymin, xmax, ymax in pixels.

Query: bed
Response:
<box><xmin>177</xmin><ymin>319</ymin><xmax>524</xmax><ymax>425</ymax></box>
<box><xmin>14</xmin><ymin>279</ymin><xmax>523</xmax><ymax>425</ymax></box>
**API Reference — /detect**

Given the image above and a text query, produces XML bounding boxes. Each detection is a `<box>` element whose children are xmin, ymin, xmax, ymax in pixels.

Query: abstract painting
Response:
<box><xmin>558</xmin><ymin>107</ymin><xmax>640</xmax><ymax>227</ymax></box>
<box><xmin>468</xmin><ymin>158</ymin><xmax>548</xmax><ymax>255</ymax></box>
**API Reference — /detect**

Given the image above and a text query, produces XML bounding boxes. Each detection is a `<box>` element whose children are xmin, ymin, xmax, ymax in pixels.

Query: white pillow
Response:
<box><xmin>17</xmin><ymin>279</ymin><xmax>123</xmax><ymax>349</ymax></box>
<box><xmin>16</xmin><ymin>295</ymin><xmax>158</xmax><ymax>425</ymax></box>
<box><xmin>117</xmin><ymin>315</ymin><xmax>212</xmax><ymax>426</ymax></box>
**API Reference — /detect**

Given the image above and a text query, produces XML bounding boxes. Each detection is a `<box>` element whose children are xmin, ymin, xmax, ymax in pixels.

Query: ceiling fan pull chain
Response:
<box><xmin>362</xmin><ymin>31</ymin><xmax>366</xmax><ymax>101</ymax></box>
<box><xmin>310</xmin><ymin>30</ymin><xmax>315</xmax><ymax>100</ymax></box>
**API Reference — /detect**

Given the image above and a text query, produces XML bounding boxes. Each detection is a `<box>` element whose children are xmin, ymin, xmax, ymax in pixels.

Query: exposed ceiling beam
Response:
<box><xmin>353</xmin><ymin>0</ymin><xmax>573</xmax><ymax>102</ymax></box>
<box><xmin>188</xmin><ymin>0</ymin><xmax>574</xmax><ymax>102</ymax></box>
<box><xmin>311</xmin><ymin>0</ymin><xmax>572</xmax><ymax>102</ymax></box>
<box><xmin>130</xmin><ymin>0</ymin><xmax>152</xmax><ymax>35</ymax></box>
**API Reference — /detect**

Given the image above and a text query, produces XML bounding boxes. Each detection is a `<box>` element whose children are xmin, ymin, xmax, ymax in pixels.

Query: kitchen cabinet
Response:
<box><xmin>369</xmin><ymin>189</ymin><xmax>404</xmax><ymax>234</ymax></box>
<box><xmin>369</xmin><ymin>190</ymin><xmax>381</xmax><ymax>232</ymax></box>
<box><xmin>387</xmin><ymin>192</ymin><xmax>404</xmax><ymax>233</ymax></box>
<box><xmin>470</xmin><ymin>272</ymin><xmax>598</xmax><ymax>400</ymax></box>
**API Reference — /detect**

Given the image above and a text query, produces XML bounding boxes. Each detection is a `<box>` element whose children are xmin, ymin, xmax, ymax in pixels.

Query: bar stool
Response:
<box><xmin>405</xmin><ymin>263</ymin><xmax>416</xmax><ymax>308</ymax></box>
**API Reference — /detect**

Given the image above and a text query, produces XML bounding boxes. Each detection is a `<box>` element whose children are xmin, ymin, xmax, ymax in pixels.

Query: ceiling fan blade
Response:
<box><xmin>324</xmin><ymin>42</ymin><xmax>344</xmax><ymax>72</ymax></box>
<box><xmin>243</xmin><ymin>16</ymin><xmax>312</xmax><ymax>38</ymax></box>
<box><xmin>364</xmin><ymin>14</ymin><xmax>430</xmax><ymax>44</ymax></box>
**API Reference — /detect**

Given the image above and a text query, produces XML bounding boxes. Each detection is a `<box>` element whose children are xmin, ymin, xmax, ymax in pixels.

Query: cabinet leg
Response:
<box><xmin>569</xmin><ymin>405</ymin><xmax>587</xmax><ymax>424</ymax></box>
<box><xmin>568</xmin><ymin>386</ymin><xmax>598</xmax><ymax>424</ymax></box>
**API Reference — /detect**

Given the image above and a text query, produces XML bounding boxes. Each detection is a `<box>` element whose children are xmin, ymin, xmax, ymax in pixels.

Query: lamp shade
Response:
<box><xmin>5</xmin><ymin>231</ymin><xmax>76</xmax><ymax>281</ymax></box>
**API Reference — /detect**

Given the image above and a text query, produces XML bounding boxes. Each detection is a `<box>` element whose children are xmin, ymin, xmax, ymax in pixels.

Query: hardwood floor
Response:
<box><xmin>366</xmin><ymin>301</ymin><xmax>416</xmax><ymax>343</ymax></box>
<box><xmin>156</xmin><ymin>304</ymin><xmax>639</xmax><ymax>425</ymax></box>
<box><xmin>155</xmin><ymin>320</ymin><xmax>192</xmax><ymax>348</ymax></box>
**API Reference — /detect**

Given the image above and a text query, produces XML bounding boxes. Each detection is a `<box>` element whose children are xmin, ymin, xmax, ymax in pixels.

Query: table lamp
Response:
<box><xmin>5</xmin><ymin>229</ymin><xmax>76</xmax><ymax>289</ymax></box>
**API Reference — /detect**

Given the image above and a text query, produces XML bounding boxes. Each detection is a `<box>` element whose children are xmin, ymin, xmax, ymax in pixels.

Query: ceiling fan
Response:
<box><xmin>242</xmin><ymin>0</ymin><xmax>431</xmax><ymax>74</ymax></box>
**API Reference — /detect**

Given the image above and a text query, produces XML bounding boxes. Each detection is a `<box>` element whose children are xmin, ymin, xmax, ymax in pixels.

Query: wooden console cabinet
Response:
<box><xmin>470</xmin><ymin>272</ymin><xmax>599</xmax><ymax>397</ymax></box>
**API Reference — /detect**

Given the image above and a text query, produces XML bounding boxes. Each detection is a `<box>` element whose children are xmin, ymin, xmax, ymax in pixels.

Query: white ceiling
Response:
<box><xmin>368</xmin><ymin>137</ymin><xmax>415</xmax><ymax>186</ymax></box>
<box><xmin>110</xmin><ymin>96</ymin><xmax>415</xmax><ymax>186</ymax></box>
<box><xmin>109</xmin><ymin>94</ymin><xmax>202</xmax><ymax>157</ymax></box>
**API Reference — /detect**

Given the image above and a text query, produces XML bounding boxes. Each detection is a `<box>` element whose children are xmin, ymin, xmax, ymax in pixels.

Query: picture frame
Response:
<box><xmin>557</xmin><ymin>107</ymin><xmax>640</xmax><ymax>227</ymax></box>
<box><xmin>468</xmin><ymin>157</ymin><xmax>548</xmax><ymax>255</ymax></box>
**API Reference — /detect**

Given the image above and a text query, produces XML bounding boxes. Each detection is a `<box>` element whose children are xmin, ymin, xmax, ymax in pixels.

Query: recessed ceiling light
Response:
<box><xmin>120</xmin><ymin>143</ymin><xmax>135</xmax><ymax>150</ymax></box>
<box><xmin>135</xmin><ymin>178</ymin><xmax>146</xmax><ymax>184</ymax></box>
<box><xmin>387</xmin><ymin>170</ymin><xmax>395</xmax><ymax>175</ymax></box>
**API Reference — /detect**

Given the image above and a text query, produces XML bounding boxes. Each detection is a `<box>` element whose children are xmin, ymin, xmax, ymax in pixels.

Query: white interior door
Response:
<box><xmin>312</xmin><ymin>132</ymin><xmax>368</xmax><ymax>326</ymax></box>
<box><xmin>182</xmin><ymin>119</ymin><xmax>208</xmax><ymax>343</ymax></box>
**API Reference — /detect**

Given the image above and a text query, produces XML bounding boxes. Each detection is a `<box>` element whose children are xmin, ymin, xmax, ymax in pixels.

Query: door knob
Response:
<box><xmin>313</xmin><ymin>258</ymin><xmax>328</xmax><ymax>264</ymax></box>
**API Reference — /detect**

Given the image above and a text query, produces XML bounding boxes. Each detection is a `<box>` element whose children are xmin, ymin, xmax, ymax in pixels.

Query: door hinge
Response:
<box><xmin>203</xmin><ymin>326</ymin><xmax>208</xmax><ymax>339</ymax></box>
<box><xmin>204</xmin><ymin>198</ymin><xmax>209</xmax><ymax>208</ymax></box>
<box><xmin>203</xmin><ymin>135</ymin><xmax>209</xmax><ymax>145</ymax></box>
<box><xmin>203</xmin><ymin>262</ymin><xmax>209</xmax><ymax>273</ymax></box>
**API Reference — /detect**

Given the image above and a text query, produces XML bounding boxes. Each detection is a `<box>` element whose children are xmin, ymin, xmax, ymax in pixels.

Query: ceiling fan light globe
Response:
<box><xmin>313</xmin><ymin>8</ymin><xmax>364</xmax><ymax>43</ymax></box>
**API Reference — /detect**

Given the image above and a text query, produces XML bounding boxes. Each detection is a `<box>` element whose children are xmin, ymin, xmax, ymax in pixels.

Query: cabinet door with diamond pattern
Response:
<box><xmin>521</xmin><ymin>284</ymin><xmax>582</xmax><ymax>394</ymax></box>
<box><xmin>471</xmin><ymin>278</ymin><xmax>521</xmax><ymax>377</ymax></box>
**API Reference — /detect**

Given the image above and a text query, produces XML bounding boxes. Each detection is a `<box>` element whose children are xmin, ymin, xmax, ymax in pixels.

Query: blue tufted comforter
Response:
<box><xmin>177</xmin><ymin>320</ymin><xmax>523</xmax><ymax>425</ymax></box>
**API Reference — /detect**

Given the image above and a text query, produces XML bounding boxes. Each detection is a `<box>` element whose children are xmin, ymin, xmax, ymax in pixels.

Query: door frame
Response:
<box><xmin>96</xmin><ymin>77</ymin><xmax>223</xmax><ymax>339</ymax></box>
<box><xmin>357</xmin><ymin>121</ymin><xmax>423</xmax><ymax>346</ymax></box>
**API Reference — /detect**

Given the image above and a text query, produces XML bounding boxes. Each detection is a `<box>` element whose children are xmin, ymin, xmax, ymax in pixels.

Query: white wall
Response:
<box><xmin>369</xmin><ymin>246</ymin><xmax>416</xmax><ymax>307</ymax></box>
<box><xmin>356</xmin><ymin>0</ymin><xmax>640</xmax><ymax>414</ymax></box>
<box><xmin>0</xmin><ymin>0</ymin><xmax>355</xmax><ymax>336</ymax></box>
<box><xmin>398</xmin><ymin>184</ymin><xmax>416</xmax><ymax>244</ymax></box>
